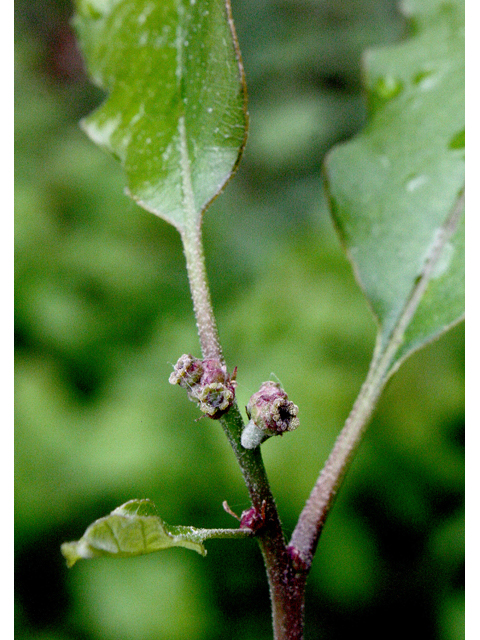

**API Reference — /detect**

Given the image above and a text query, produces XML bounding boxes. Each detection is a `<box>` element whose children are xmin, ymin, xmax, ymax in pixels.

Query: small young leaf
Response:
<box><xmin>73</xmin><ymin>0</ymin><xmax>247</xmax><ymax>231</ymax></box>
<box><xmin>324</xmin><ymin>0</ymin><xmax>464</xmax><ymax>374</ymax></box>
<box><xmin>61</xmin><ymin>499</ymin><xmax>252</xmax><ymax>567</ymax></box>
<box><xmin>61</xmin><ymin>499</ymin><xmax>207</xmax><ymax>566</ymax></box>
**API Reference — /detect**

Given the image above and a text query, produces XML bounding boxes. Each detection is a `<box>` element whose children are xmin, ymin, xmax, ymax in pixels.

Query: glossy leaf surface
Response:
<box><xmin>73</xmin><ymin>0</ymin><xmax>247</xmax><ymax>231</ymax></box>
<box><xmin>324</xmin><ymin>0</ymin><xmax>464</xmax><ymax>372</ymax></box>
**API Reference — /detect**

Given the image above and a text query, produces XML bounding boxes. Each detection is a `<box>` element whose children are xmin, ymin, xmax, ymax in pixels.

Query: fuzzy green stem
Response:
<box><xmin>177</xmin><ymin>109</ymin><xmax>223</xmax><ymax>363</ymax></box>
<box><xmin>182</xmin><ymin>221</ymin><xmax>223</xmax><ymax>362</ymax></box>
<box><xmin>220</xmin><ymin>405</ymin><xmax>306</xmax><ymax>640</ymax></box>
<box><xmin>195</xmin><ymin>527</ymin><xmax>254</xmax><ymax>541</ymax></box>
<box><xmin>181</xmin><ymin>219</ymin><xmax>305</xmax><ymax>637</ymax></box>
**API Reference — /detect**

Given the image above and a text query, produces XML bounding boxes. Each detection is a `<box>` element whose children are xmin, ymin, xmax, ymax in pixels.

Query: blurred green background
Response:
<box><xmin>15</xmin><ymin>1</ymin><xmax>464</xmax><ymax>639</ymax></box>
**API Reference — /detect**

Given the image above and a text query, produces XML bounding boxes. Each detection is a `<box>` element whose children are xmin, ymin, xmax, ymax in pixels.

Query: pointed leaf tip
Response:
<box><xmin>73</xmin><ymin>0</ymin><xmax>248</xmax><ymax>231</ymax></box>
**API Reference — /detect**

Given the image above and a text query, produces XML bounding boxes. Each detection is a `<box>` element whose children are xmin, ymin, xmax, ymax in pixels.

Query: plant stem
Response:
<box><xmin>289</xmin><ymin>340</ymin><xmax>387</xmax><ymax>565</ymax></box>
<box><xmin>182</xmin><ymin>221</ymin><xmax>223</xmax><ymax>362</ymax></box>
<box><xmin>220</xmin><ymin>405</ymin><xmax>306</xmax><ymax>640</ymax></box>
<box><xmin>289</xmin><ymin>188</ymin><xmax>465</xmax><ymax>567</ymax></box>
<box><xmin>181</xmin><ymin>220</ymin><xmax>306</xmax><ymax>638</ymax></box>
<box><xmin>178</xmin><ymin>109</ymin><xmax>223</xmax><ymax>363</ymax></box>
<box><xmin>196</xmin><ymin>527</ymin><xmax>254</xmax><ymax>541</ymax></box>
<box><xmin>180</xmin><ymin>188</ymin><xmax>466</xmax><ymax>639</ymax></box>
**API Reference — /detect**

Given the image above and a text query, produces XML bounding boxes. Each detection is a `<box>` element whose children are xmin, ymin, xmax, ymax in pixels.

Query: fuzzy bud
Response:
<box><xmin>169</xmin><ymin>355</ymin><xmax>236</xmax><ymax>419</ymax></box>
<box><xmin>240</xmin><ymin>501</ymin><xmax>266</xmax><ymax>532</ymax></box>
<box><xmin>168</xmin><ymin>354</ymin><xmax>204</xmax><ymax>389</ymax></box>
<box><xmin>241</xmin><ymin>381</ymin><xmax>299</xmax><ymax>449</ymax></box>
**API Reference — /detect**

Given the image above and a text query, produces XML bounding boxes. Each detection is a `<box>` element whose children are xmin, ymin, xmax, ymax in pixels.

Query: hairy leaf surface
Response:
<box><xmin>73</xmin><ymin>0</ymin><xmax>247</xmax><ymax>231</ymax></box>
<box><xmin>324</xmin><ymin>0</ymin><xmax>464</xmax><ymax>373</ymax></box>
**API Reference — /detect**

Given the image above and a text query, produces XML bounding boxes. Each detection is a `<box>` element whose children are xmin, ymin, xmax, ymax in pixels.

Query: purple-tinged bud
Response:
<box><xmin>169</xmin><ymin>355</ymin><xmax>236</xmax><ymax>419</ymax></box>
<box><xmin>169</xmin><ymin>354</ymin><xmax>204</xmax><ymax>389</ymax></box>
<box><xmin>196</xmin><ymin>381</ymin><xmax>235</xmax><ymax>418</ymax></box>
<box><xmin>239</xmin><ymin>501</ymin><xmax>266</xmax><ymax>532</ymax></box>
<box><xmin>287</xmin><ymin>545</ymin><xmax>309</xmax><ymax>573</ymax></box>
<box><xmin>241</xmin><ymin>381</ymin><xmax>299</xmax><ymax>449</ymax></box>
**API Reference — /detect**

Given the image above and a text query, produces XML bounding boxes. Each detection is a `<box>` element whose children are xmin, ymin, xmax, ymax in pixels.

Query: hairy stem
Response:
<box><xmin>181</xmin><ymin>220</ymin><xmax>305</xmax><ymax>638</ymax></box>
<box><xmin>178</xmin><ymin>109</ymin><xmax>223</xmax><ymax>363</ymax></box>
<box><xmin>289</xmin><ymin>341</ymin><xmax>386</xmax><ymax>564</ymax></box>
<box><xmin>182</xmin><ymin>221</ymin><xmax>223</xmax><ymax>362</ymax></box>
<box><xmin>220</xmin><ymin>405</ymin><xmax>306</xmax><ymax>640</ymax></box>
<box><xmin>195</xmin><ymin>527</ymin><xmax>254</xmax><ymax>541</ymax></box>
<box><xmin>290</xmin><ymin>189</ymin><xmax>465</xmax><ymax>567</ymax></box>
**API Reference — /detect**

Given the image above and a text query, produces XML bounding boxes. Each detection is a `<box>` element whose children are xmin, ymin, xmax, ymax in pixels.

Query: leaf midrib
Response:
<box><xmin>381</xmin><ymin>187</ymin><xmax>465</xmax><ymax>378</ymax></box>
<box><xmin>175</xmin><ymin>2</ymin><xmax>199</xmax><ymax>234</ymax></box>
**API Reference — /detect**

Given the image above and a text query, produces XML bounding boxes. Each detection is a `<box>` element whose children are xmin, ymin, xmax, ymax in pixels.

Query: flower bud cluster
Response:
<box><xmin>169</xmin><ymin>354</ymin><xmax>236</xmax><ymax>419</ymax></box>
<box><xmin>241</xmin><ymin>381</ymin><xmax>299</xmax><ymax>449</ymax></box>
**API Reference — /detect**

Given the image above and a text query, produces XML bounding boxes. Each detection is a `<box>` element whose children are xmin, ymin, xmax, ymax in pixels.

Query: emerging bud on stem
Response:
<box><xmin>240</xmin><ymin>501</ymin><xmax>267</xmax><ymax>533</ymax></box>
<box><xmin>223</xmin><ymin>500</ymin><xmax>267</xmax><ymax>533</ymax></box>
<box><xmin>169</xmin><ymin>355</ymin><xmax>237</xmax><ymax>419</ymax></box>
<box><xmin>287</xmin><ymin>545</ymin><xmax>309</xmax><ymax>573</ymax></box>
<box><xmin>241</xmin><ymin>381</ymin><xmax>299</xmax><ymax>449</ymax></box>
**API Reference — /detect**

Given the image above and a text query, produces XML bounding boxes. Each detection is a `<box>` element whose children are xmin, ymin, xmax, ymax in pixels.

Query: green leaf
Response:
<box><xmin>324</xmin><ymin>0</ymin><xmax>464</xmax><ymax>374</ymax></box>
<box><xmin>61</xmin><ymin>499</ymin><xmax>251</xmax><ymax>567</ymax></box>
<box><xmin>73</xmin><ymin>0</ymin><xmax>247</xmax><ymax>232</ymax></box>
<box><xmin>61</xmin><ymin>499</ymin><xmax>206</xmax><ymax>566</ymax></box>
